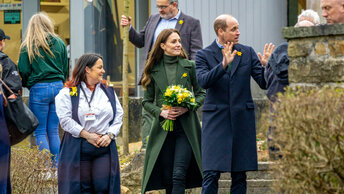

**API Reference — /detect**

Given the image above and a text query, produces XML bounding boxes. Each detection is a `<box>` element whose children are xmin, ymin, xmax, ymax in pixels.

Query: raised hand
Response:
<box><xmin>258</xmin><ymin>43</ymin><xmax>275</xmax><ymax>67</ymax></box>
<box><xmin>120</xmin><ymin>15</ymin><xmax>132</xmax><ymax>27</ymax></box>
<box><xmin>222</xmin><ymin>42</ymin><xmax>237</xmax><ymax>69</ymax></box>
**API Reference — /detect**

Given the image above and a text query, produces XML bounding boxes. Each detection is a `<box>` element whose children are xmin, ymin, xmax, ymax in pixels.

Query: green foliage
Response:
<box><xmin>270</xmin><ymin>86</ymin><xmax>344</xmax><ymax>193</ymax></box>
<box><xmin>11</xmin><ymin>146</ymin><xmax>57</xmax><ymax>193</ymax></box>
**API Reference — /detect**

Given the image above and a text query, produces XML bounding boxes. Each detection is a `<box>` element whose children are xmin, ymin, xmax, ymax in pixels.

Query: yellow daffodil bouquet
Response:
<box><xmin>161</xmin><ymin>85</ymin><xmax>197</xmax><ymax>131</ymax></box>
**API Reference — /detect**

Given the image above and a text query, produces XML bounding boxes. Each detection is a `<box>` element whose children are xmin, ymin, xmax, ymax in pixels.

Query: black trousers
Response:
<box><xmin>202</xmin><ymin>171</ymin><xmax>247</xmax><ymax>194</ymax></box>
<box><xmin>160</xmin><ymin>121</ymin><xmax>193</xmax><ymax>194</ymax></box>
<box><xmin>80</xmin><ymin>139</ymin><xmax>111</xmax><ymax>194</ymax></box>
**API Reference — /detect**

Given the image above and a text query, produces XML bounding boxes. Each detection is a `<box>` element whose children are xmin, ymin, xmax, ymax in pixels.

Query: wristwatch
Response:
<box><xmin>107</xmin><ymin>132</ymin><xmax>115</xmax><ymax>140</ymax></box>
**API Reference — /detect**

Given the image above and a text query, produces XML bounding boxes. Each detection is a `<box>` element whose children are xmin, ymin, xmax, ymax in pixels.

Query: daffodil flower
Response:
<box><xmin>70</xmin><ymin>87</ymin><xmax>78</xmax><ymax>96</ymax></box>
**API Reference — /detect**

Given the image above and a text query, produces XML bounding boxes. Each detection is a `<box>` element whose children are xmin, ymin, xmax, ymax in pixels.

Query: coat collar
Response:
<box><xmin>151</xmin><ymin>57</ymin><xmax>191</xmax><ymax>93</ymax></box>
<box><xmin>148</xmin><ymin>15</ymin><xmax>162</xmax><ymax>51</ymax></box>
<box><xmin>230</xmin><ymin>44</ymin><xmax>242</xmax><ymax>77</ymax></box>
<box><xmin>210</xmin><ymin>40</ymin><xmax>242</xmax><ymax>77</ymax></box>
<box><xmin>175</xmin><ymin>11</ymin><xmax>185</xmax><ymax>32</ymax></box>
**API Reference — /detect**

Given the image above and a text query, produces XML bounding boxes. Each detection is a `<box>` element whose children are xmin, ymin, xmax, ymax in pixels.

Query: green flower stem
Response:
<box><xmin>161</xmin><ymin>119</ymin><xmax>174</xmax><ymax>131</ymax></box>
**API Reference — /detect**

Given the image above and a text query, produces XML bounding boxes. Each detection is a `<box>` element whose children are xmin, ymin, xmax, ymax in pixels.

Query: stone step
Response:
<box><xmin>150</xmin><ymin>180</ymin><xmax>275</xmax><ymax>194</ymax></box>
<box><xmin>219</xmin><ymin>179</ymin><xmax>274</xmax><ymax>189</ymax></box>
<box><xmin>220</xmin><ymin>171</ymin><xmax>273</xmax><ymax>180</ymax></box>
<box><xmin>218</xmin><ymin>187</ymin><xmax>274</xmax><ymax>194</ymax></box>
<box><xmin>256</xmin><ymin>162</ymin><xmax>274</xmax><ymax>170</ymax></box>
<box><xmin>220</xmin><ymin>162</ymin><xmax>274</xmax><ymax>180</ymax></box>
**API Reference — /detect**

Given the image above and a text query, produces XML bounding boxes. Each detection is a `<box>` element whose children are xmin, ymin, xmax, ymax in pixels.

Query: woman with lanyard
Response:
<box><xmin>55</xmin><ymin>53</ymin><xmax>123</xmax><ymax>194</ymax></box>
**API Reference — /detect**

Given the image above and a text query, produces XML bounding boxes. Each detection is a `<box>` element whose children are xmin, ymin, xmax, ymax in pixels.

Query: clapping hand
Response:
<box><xmin>258</xmin><ymin>43</ymin><xmax>275</xmax><ymax>67</ymax></box>
<box><xmin>222</xmin><ymin>42</ymin><xmax>237</xmax><ymax>69</ymax></box>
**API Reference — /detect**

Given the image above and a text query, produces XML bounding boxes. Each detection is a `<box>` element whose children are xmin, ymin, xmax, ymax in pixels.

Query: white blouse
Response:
<box><xmin>55</xmin><ymin>82</ymin><xmax>123</xmax><ymax>138</ymax></box>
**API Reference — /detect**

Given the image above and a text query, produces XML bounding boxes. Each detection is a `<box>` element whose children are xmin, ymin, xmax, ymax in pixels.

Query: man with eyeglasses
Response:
<box><xmin>121</xmin><ymin>0</ymin><xmax>203</xmax><ymax>150</ymax></box>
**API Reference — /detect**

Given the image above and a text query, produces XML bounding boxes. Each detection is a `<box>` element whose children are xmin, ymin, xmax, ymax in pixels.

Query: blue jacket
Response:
<box><xmin>0</xmin><ymin>93</ymin><xmax>11</xmax><ymax>194</ymax></box>
<box><xmin>264</xmin><ymin>42</ymin><xmax>289</xmax><ymax>102</ymax></box>
<box><xmin>58</xmin><ymin>84</ymin><xmax>120</xmax><ymax>194</ymax></box>
<box><xmin>195</xmin><ymin>40</ymin><xmax>266</xmax><ymax>172</ymax></box>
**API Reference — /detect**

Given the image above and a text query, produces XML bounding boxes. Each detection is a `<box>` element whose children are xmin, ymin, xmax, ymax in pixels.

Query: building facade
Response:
<box><xmin>0</xmin><ymin>0</ymin><xmax>322</xmax><ymax>97</ymax></box>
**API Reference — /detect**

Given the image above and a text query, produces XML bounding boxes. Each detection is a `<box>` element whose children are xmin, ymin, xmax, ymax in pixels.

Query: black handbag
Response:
<box><xmin>0</xmin><ymin>79</ymin><xmax>39</xmax><ymax>145</ymax></box>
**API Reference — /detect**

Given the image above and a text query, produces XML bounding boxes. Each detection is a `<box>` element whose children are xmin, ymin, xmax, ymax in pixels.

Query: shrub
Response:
<box><xmin>270</xmin><ymin>86</ymin><xmax>344</xmax><ymax>193</ymax></box>
<box><xmin>11</xmin><ymin>146</ymin><xmax>57</xmax><ymax>194</ymax></box>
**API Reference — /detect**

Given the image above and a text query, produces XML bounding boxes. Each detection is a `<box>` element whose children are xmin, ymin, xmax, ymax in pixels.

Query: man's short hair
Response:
<box><xmin>298</xmin><ymin>9</ymin><xmax>321</xmax><ymax>25</ymax></box>
<box><xmin>168</xmin><ymin>0</ymin><xmax>178</xmax><ymax>5</ymax></box>
<box><xmin>214</xmin><ymin>15</ymin><xmax>232</xmax><ymax>36</ymax></box>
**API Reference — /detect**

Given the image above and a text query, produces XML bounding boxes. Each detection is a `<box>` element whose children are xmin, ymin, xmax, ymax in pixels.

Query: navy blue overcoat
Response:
<box><xmin>195</xmin><ymin>41</ymin><xmax>266</xmax><ymax>172</ymax></box>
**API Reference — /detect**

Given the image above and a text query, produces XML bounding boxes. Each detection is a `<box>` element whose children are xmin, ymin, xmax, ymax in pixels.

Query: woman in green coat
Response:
<box><xmin>141</xmin><ymin>28</ymin><xmax>206</xmax><ymax>194</ymax></box>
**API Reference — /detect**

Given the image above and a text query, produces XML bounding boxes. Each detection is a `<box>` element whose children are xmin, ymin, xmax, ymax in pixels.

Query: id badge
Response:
<box><xmin>84</xmin><ymin>112</ymin><xmax>96</xmax><ymax>121</ymax></box>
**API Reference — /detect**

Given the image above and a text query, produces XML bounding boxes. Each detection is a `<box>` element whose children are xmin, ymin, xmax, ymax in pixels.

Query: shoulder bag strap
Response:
<box><xmin>0</xmin><ymin>78</ymin><xmax>14</xmax><ymax>95</ymax></box>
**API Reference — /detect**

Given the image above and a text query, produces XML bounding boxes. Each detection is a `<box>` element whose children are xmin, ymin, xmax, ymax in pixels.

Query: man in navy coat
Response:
<box><xmin>195</xmin><ymin>14</ymin><xmax>274</xmax><ymax>194</ymax></box>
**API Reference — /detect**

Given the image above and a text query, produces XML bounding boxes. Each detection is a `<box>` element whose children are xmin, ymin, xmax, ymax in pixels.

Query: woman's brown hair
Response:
<box><xmin>65</xmin><ymin>53</ymin><xmax>107</xmax><ymax>87</ymax></box>
<box><xmin>141</xmin><ymin>28</ymin><xmax>187</xmax><ymax>88</ymax></box>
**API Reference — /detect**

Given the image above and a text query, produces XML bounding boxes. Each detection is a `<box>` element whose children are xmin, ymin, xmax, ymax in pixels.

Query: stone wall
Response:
<box><xmin>282</xmin><ymin>24</ymin><xmax>344</xmax><ymax>88</ymax></box>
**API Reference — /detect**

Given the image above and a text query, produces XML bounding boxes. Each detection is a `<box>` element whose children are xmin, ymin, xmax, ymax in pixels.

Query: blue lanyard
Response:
<box><xmin>80</xmin><ymin>86</ymin><xmax>96</xmax><ymax>109</ymax></box>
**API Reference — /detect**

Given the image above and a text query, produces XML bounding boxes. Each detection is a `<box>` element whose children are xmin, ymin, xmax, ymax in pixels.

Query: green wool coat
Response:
<box><xmin>141</xmin><ymin>57</ymin><xmax>206</xmax><ymax>193</ymax></box>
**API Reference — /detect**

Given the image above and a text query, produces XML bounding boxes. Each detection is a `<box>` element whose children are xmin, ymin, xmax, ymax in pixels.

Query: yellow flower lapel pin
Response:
<box><xmin>70</xmin><ymin>87</ymin><xmax>78</xmax><ymax>96</ymax></box>
<box><xmin>237</xmin><ymin>51</ymin><xmax>242</xmax><ymax>56</ymax></box>
<box><xmin>179</xmin><ymin>20</ymin><xmax>184</xmax><ymax>25</ymax></box>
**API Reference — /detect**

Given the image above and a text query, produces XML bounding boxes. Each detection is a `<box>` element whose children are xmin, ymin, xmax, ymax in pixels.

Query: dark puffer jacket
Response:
<box><xmin>0</xmin><ymin>51</ymin><xmax>22</xmax><ymax>96</ymax></box>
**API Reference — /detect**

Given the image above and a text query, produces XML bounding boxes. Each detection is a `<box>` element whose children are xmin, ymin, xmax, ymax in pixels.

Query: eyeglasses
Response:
<box><xmin>156</xmin><ymin>3</ymin><xmax>172</xmax><ymax>10</ymax></box>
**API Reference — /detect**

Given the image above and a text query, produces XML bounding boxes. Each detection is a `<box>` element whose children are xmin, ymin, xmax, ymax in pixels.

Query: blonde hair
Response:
<box><xmin>141</xmin><ymin>29</ymin><xmax>187</xmax><ymax>88</ymax></box>
<box><xmin>20</xmin><ymin>12</ymin><xmax>57</xmax><ymax>62</ymax></box>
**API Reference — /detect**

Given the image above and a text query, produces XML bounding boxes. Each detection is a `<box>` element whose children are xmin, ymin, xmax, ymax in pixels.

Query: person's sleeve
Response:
<box><xmin>55</xmin><ymin>88</ymin><xmax>84</xmax><ymax>137</ymax></box>
<box><xmin>62</xmin><ymin>42</ymin><xmax>69</xmax><ymax>81</ymax></box>
<box><xmin>107</xmin><ymin>92</ymin><xmax>123</xmax><ymax>137</ymax></box>
<box><xmin>128</xmin><ymin>15</ymin><xmax>152</xmax><ymax>48</ymax></box>
<box><xmin>195</xmin><ymin>50</ymin><xmax>227</xmax><ymax>89</ymax></box>
<box><xmin>142</xmin><ymin>79</ymin><xmax>162</xmax><ymax>118</ymax></box>
<box><xmin>189</xmin><ymin>19</ymin><xmax>203</xmax><ymax>60</ymax></box>
<box><xmin>190</xmin><ymin>61</ymin><xmax>206</xmax><ymax>109</ymax></box>
<box><xmin>2</xmin><ymin>59</ymin><xmax>22</xmax><ymax>95</ymax></box>
<box><xmin>17</xmin><ymin>50</ymin><xmax>31</xmax><ymax>88</ymax></box>
<box><xmin>250</xmin><ymin>47</ymin><xmax>267</xmax><ymax>89</ymax></box>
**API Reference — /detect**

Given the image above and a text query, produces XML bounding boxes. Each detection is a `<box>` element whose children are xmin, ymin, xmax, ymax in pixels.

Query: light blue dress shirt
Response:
<box><xmin>153</xmin><ymin>10</ymin><xmax>181</xmax><ymax>44</ymax></box>
<box><xmin>216</xmin><ymin>38</ymin><xmax>224</xmax><ymax>49</ymax></box>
